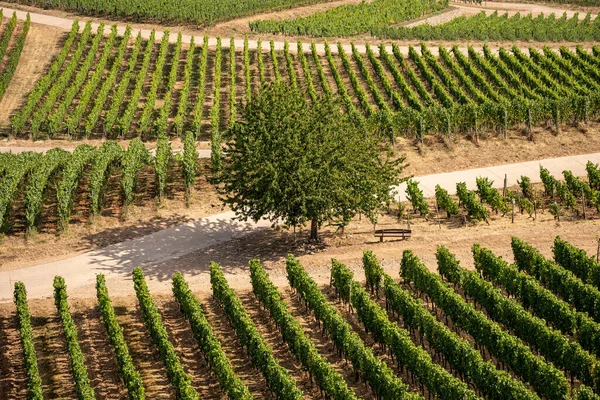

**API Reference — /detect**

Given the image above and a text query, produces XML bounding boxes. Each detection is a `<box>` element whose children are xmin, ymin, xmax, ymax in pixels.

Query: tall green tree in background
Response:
<box><xmin>215</xmin><ymin>83</ymin><xmax>405</xmax><ymax>241</ymax></box>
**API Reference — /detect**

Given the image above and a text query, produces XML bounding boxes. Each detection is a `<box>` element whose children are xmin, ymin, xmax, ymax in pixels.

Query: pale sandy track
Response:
<box><xmin>1</xmin><ymin>151</ymin><xmax>598</xmax><ymax>302</ymax></box>
<box><xmin>405</xmin><ymin>1</ymin><xmax>598</xmax><ymax>28</ymax></box>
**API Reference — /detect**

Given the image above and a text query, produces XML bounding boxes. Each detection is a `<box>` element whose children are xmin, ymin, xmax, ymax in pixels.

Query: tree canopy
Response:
<box><xmin>215</xmin><ymin>83</ymin><xmax>406</xmax><ymax>241</ymax></box>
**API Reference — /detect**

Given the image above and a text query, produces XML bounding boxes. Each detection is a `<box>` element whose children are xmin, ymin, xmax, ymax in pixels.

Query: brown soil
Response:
<box><xmin>0</xmin><ymin>165</ymin><xmax>223</xmax><ymax>271</ymax></box>
<box><xmin>0</xmin><ymin>22</ymin><xmax>64</xmax><ymax>129</ymax></box>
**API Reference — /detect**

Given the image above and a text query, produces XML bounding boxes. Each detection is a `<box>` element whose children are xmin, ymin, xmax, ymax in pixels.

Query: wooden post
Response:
<box><xmin>534</xmin><ymin>200</ymin><xmax>537</xmax><ymax>221</ymax></box>
<box><xmin>511</xmin><ymin>198</ymin><xmax>516</xmax><ymax>224</ymax></box>
<box><xmin>597</xmin><ymin>237</ymin><xmax>600</xmax><ymax>263</ymax></box>
<box><xmin>503</xmin><ymin>174</ymin><xmax>507</xmax><ymax>199</ymax></box>
<box><xmin>435</xmin><ymin>200</ymin><xmax>441</xmax><ymax>230</ymax></box>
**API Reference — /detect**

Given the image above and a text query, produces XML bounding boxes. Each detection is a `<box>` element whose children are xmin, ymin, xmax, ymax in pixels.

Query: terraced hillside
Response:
<box><xmin>8</xmin><ymin>20</ymin><xmax>600</xmax><ymax>143</ymax></box>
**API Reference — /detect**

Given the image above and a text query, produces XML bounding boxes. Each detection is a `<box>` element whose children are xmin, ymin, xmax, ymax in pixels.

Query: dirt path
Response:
<box><xmin>1</xmin><ymin>151</ymin><xmax>599</xmax><ymax>302</ymax></box>
<box><xmin>405</xmin><ymin>1</ymin><xmax>598</xmax><ymax>28</ymax></box>
<box><xmin>0</xmin><ymin>22</ymin><xmax>64</xmax><ymax>125</ymax></box>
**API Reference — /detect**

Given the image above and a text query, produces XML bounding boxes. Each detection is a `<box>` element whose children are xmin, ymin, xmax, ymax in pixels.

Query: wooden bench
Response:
<box><xmin>374</xmin><ymin>229</ymin><xmax>412</xmax><ymax>242</ymax></box>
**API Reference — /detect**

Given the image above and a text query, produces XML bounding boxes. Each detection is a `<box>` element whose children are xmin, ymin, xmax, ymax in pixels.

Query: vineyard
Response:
<box><xmin>9</xmin><ymin>20</ymin><xmax>600</xmax><ymax>145</ymax></box>
<box><xmin>4</xmin><ymin>0</ymin><xmax>337</xmax><ymax>25</ymax></box>
<box><xmin>404</xmin><ymin>160</ymin><xmax>600</xmax><ymax>224</ymax></box>
<box><xmin>4</xmin><ymin>238</ymin><xmax>600</xmax><ymax>398</ymax></box>
<box><xmin>0</xmin><ymin>134</ymin><xmax>199</xmax><ymax>236</ymax></box>
<box><xmin>373</xmin><ymin>11</ymin><xmax>600</xmax><ymax>42</ymax></box>
<box><xmin>249</xmin><ymin>0</ymin><xmax>449</xmax><ymax>37</ymax></box>
<box><xmin>0</xmin><ymin>11</ymin><xmax>30</xmax><ymax>101</ymax></box>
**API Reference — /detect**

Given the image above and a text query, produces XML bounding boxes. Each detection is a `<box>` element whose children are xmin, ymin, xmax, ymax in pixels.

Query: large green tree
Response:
<box><xmin>215</xmin><ymin>83</ymin><xmax>405</xmax><ymax>241</ymax></box>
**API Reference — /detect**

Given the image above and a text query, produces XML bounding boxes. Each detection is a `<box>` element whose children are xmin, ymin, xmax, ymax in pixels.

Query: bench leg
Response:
<box><xmin>380</xmin><ymin>236</ymin><xmax>383</xmax><ymax>243</ymax></box>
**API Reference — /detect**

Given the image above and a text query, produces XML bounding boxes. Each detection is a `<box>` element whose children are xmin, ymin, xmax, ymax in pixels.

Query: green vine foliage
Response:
<box><xmin>405</xmin><ymin>179</ymin><xmax>429</xmax><ymax>215</ymax></box>
<box><xmin>88</xmin><ymin>141</ymin><xmax>124</xmax><ymax>217</ymax></box>
<box><xmin>14</xmin><ymin>282</ymin><xmax>44</xmax><ymax>400</ymax></box>
<box><xmin>513</xmin><ymin>237</ymin><xmax>600</xmax><ymax>325</ymax></box>
<box><xmin>362</xmin><ymin>250</ymin><xmax>384</xmax><ymax>295</ymax></box>
<box><xmin>554</xmin><ymin>236</ymin><xmax>600</xmax><ymax>287</ymax></box>
<box><xmin>286</xmin><ymin>255</ymin><xmax>417</xmax><ymax>400</ymax></box>
<box><xmin>53</xmin><ymin>276</ymin><xmax>96</xmax><ymax>399</ymax></box>
<box><xmin>475</xmin><ymin>177</ymin><xmax>509</xmax><ymax>214</ymax></box>
<box><xmin>96</xmin><ymin>274</ymin><xmax>145</xmax><ymax>399</ymax></box>
<box><xmin>587</xmin><ymin>161</ymin><xmax>600</xmax><ymax>190</ymax></box>
<box><xmin>383</xmin><ymin>271</ymin><xmax>537</xmax><ymax>400</ymax></box>
<box><xmin>121</xmin><ymin>139</ymin><xmax>150</xmax><ymax>213</ymax></box>
<box><xmin>133</xmin><ymin>267</ymin><xmax>199</xmax><ymax>399</ymax></box>
<box><xmin>330</xmin><ymin>260</ymin><xmax>477</xmax><ymax>400</ymax></box>
<box><xmin>0</xmin><ymin>152</ymin><xmax>41</xmax><ymax>231</ymax></box>
<box><xmin>24</xmin><ymin>148</ymin><xmax>70</xmax><ymax>234</ymax></box>
<box><xmin>249</xmin><ymin>259</ymin><xmax>358</xmax><ymax>400</ymax></box>
<box><xmin>403</xmin><ymin>249</ymin><xmax>570</xmax><ymax>399</ymax></box>
<box><xmin>210</xmin><ymin>262</ymin><xmax>303</xmax><ymax>399</ymax></box>
<box><xmin>181</xmin><ymin>131</ymin><xmax>198</xmax><ymax>207</ymax></box>
<box><xmin>154</xmin><ymin>133</ymin><xmax>172</xmax><ymax>202</ymax></box>
<box><xmin>172</xmin><ymin>272</ymin><xmax>252</xmax><ymax>400</ymax></box>
<box><xmin>434</xmin><ymin>185</ymin><xmax>459</xmax><ymax>217</ymax></box>
<box><xmin>470</xmin><ymin>245</ymin><xmax>600</xmax><ymax>390</ymax></box>
<box><xmin>56</xmin><ymin>144</ymin><xmax>96</xmax><ymax>232</ymax></box>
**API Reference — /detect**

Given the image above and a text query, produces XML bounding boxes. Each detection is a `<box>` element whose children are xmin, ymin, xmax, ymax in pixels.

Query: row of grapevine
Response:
<box><xmin>554</xmin><ymin>237</ymin><xmax>600</xmax><ymax>287</ymax></box>
<box><xmin>478</xmin><ymin>238</ymin><xmax>600</xmax><ymax>359</ymax></box>
<box><xmin>29</xmin><ymin>22</ymin><xmax>94</xmax><ymax>137</ymax></box>
<box><xmin>85</xmin><ymin>29</ymin><xmax>137</xmax><ymax>137</ymax></box>
<box><xmin>132</xmin><ymin>267</ymin><xmax>200</xmax><ymax>399</ymax></box>
<box><xmin>513</xmin><ymin>238</ymin><xmax>600</xmax><ymax>325</ymax></box>
<box><xmin>0</xmin><ymin>137</ymin><xmax>207</xmax><ymax>236</ymax></box>
<box><xmin>0</xmin><ymin>13</ymin><xmax>30</xmax><ymax>100</ymax></box>
<box><xmin>10</xmin><ymin>27</ymin><xmax>600</xmax><ymax>142</ymax></box>
<box><xmin>401</xmin><ymin>250</ymin><xmax>570</xmax><ymax>399</ymax></box>
<box><xmin>7</xmin><ymin>0</ymin><xmax>335</xmax><ymax>25</ymax></box>
<box><xmin>250</xmin><ymin>0</ymin><xmax>449</xmax><ymax>36</ymax></box>
<box><xmin>0</xmin><ymin>11</ymin><xmax>17</xmax><ymax>61</ymax></box>
<box><xmin>210</xmin><ymin>38</ymin><xmax>223</xmax><ymax>172</ymax></box>
<box><xmin>285</xmin><ymin>255</ymin><xmax>418</xmax><ymax>399</ymax></box>
<box><xmin>209</xmin><ymin>262</ymin><xmax>303</xmax><ymax>399</ymax></box>
<box><xmin>360</xmin><ymin>252</ymin><xmax>537</xmax><ymax>400</ymax></box>
<box><xmin>248</xmin><ymin>259</ymin><xmax>359</xmax><ymax>400</ymax></box>
<box><xmin>374</xmin><ymin>12</ymin><xmax>600</xmax><ymax>41</ymax></box>
<box><xmin>49</xmin><ymin>24</ymin><xmax>117</xmax><ymax>135</ymax></box>
<box><xmin>11</xmin><ymin>20</ymin><xmax>79</xmax><ymax>134</ymax></box>
<box><xmin>117</xmin><ymin>30</ymin><xmax>157</xmax><ymax>137</ymax></box>
<box><xmin>192</xmin><ymin>36</ymin><xmax>209</xmax><ymax>136</ymax></box>
<box><xmin>172</xmin><ymin>272</ymin><xmax>252</xmax><ymax>399</ymax></box>
<box><xmin>53</xmin><ymin>276</ymin><xmax>96</xmax><ymax>399</ymax></box>
<box><xmin>464</xmin><ymin>246</ymin><xmax>600</xmax><ymax>391</ymax></box>
<box><xmin>228</xmin><ymin>38</ymin><xmax>237</xmax><ymax>127</ymax></box>
<box><xmin>330</xmin><ymin>260</ymin><xmax>478</xmax><ymax>400</ymax></box>
<box><xmin>13</xmin><ymin>282</ymin><xmax>43</xmax><ymax>400</ymax></box>
<box><xmin>96</xmin><ymin>274</ymin><xmax>145</xmax><ymax>399</ymax></box>
<box><xmin>138</xmin><ymin>31</ymin><xmax>172</xmax><ymax>136</ymax></box>
<box><xmin>155</xmin><ymin>33</ymin><xmax>184</xmax><ymax>137</ymax></box>
<box><xmin>174</xmin><ymin>37</ymin><xmax>196</xmax><ymax>136</ymax></box>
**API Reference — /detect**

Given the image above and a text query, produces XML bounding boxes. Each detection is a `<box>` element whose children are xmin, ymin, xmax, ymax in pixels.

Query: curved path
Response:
<box><xmin>0</xmin><ymin>151</ymin><xmax>598</xmax><ymax>302</ymax></box>
<box><xmin>0</xmin><ymin>4</ymin><xmax>594</xmax><ymax>56</ymax></box>
<box><xmin>405</xmin><ymin>1</ymin><xmax>597</xmax><ymax>28</ymax></box>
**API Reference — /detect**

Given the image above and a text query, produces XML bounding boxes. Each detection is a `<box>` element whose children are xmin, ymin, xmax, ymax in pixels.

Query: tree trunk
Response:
<box><xmin>310</xmin><ymin>218</ymin><xmax>319</xmax><ymax>242</ymax></box>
